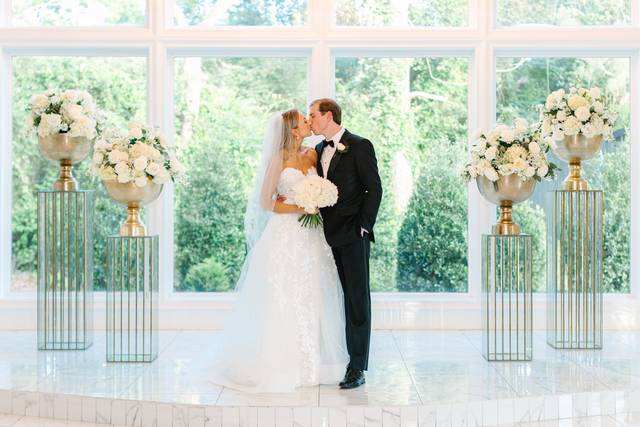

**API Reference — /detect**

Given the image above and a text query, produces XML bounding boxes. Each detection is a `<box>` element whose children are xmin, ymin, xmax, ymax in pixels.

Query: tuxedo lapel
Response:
<box><xmin>316</xmin><ymin>143</ymin><xmax>325</xmax><ymax>177</ymax></box>
<box><xmin>327</xmin><ymin>129</ymin><xmax>350</xmax><ymax>179</ymax></box>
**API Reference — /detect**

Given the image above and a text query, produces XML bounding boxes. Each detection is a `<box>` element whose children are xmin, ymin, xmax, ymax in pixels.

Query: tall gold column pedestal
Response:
<box><xmin>547</xmin><ymin>190</ymin><xmax>603</xmax><ymax>349</ymax></box>
<box><xmin>37</xmin><ymin>191</ymin><xmax>94</xmax><ymax>350</ymax></box>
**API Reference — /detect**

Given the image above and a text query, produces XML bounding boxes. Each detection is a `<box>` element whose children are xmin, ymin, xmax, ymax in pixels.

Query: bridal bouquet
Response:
<box><xmin>539</xmin><ymin>87</ymin><xmax>616</xmax><ymax>142</ymax></box>
<box><xmin>90</xmin><ymin>121</ymin><xmax>184</xmax><ymax>186</ymax></box>
<box><xmin>292</xmin><ymin>175</ymin><xmax>338</xmax><ymax>228</ymax></box>
<box><xmin>27</xmin><ymin>89</ymin><xmax>102</xmax><ymax>139</ymax></box>
<box><xmin>462</xmin><ymin>118</ymin><xmax>559</xmax><ymax>182</ymax></box>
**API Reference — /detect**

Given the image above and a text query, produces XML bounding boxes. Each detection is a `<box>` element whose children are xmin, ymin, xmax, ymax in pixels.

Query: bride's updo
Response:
<box><xmin>281</xmin><ymin>109</ymin><xmax>301</xmax><ymax>154</ymax></box>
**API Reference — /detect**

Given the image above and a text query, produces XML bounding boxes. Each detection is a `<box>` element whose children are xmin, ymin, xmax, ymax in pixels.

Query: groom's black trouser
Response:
<box><xmin>331</xmin><ymin>234</ymin><xmax>371</xmax><ymax>371</ymax></box>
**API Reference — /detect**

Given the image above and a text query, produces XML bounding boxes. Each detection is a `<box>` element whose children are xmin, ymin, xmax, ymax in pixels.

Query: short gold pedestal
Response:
<box><xmin>106</xmin><ymin>236</ymin><xmax>159</xmax><ymax>362</ymax></box>
<box><xmin>482</xmin><ymin>234</ymin><xmax>533</xmax><ymax>361</ymax></box>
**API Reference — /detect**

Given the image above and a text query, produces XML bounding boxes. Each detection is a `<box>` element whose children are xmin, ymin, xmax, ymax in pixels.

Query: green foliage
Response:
<box><xmin>183</xmin><ymin>256</ymin><xmax>231</xmax><ymax>292</ymax></box>
<box><xmin>396</xmin><ymin>150</ymin><xmax>468</xmax><ymax>292</ymax></box>
<box><xmin>497</xmin><ymin>0</ymin><xmax>630</xmax><ymax>26</ymax></box>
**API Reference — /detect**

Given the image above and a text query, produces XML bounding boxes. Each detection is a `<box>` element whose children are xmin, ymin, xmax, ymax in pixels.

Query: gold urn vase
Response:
<box><xmin>103</xmin><ymin>180</ymin><xmax>163</xmax><ymax>237</ymax></box>
<box><xmin>38</xmin><ymin>134</ymin><xmax>91</xmax><ymax>191</ymax></box>
<box><xmin>477</xmin><ymin>174</ymin><xmax>536</xmax><ymax>235</ymax></box>
<box><xmin>551</xmin><ymin>134</ymin><xmax>603</xmax><ymax>191</ymax></box>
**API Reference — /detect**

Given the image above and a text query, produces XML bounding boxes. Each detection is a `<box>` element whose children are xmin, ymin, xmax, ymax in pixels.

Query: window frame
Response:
<box><xmin>0</xmin><ymin>0</ymin><xmax>638</xmax><ymax>330</ymax></box>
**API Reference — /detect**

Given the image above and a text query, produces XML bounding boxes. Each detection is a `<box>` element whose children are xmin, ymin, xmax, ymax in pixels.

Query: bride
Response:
<box><xmin>211</xmin><ymin>109</ymin><xmax>349</xmax><ymax>393</ymax></box>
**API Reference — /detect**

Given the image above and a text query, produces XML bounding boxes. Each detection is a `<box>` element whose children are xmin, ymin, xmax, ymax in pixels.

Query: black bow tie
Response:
<box><xmin>322</xmin><ymin>139</ymin><xmax>335</xmax><ymax>148</ymax></box>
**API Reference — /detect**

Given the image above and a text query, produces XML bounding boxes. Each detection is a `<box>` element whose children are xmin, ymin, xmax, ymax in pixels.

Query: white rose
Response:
<box><xmin>537</xmin><ymin>164</ymin><xmax>549</xmax><ymax>178</ymax></box>
<box><xmin>486</xmin><ymin>131</ymin><xmax>500</xmax><ymax>146</ymax></box>
<box><xmin>134</xmin><ymin>176</ymin><xmax>148</xmax><ymax>187</ymax></box>
<box><xmin>37</xmin><ymin>113</ymin><xmax>62</xmax><ymax>137</ymax></box>
<box><xmin>484</xmin><ymin>168</ymin><xmax>499</xmax><ymax>182</ymax></box>
<box><xmin>589</xmin><ymin>87</ymin><xmax>601</xmax><ymax>99</ymax></box>
<box><xmin>61</xmin><ymin>103</ymin><xmax>84</xmax><ymax>121</ymax></box>
<box><xmin>592</xmin><ymin>101</ymin><xmax>604</xmax><ymax>114</ymax></box>
<box><xmin>117</xmin><ymin>173</ymin><xmax>132</xmax><ymax>184</ymax></box>
<box><xmin>575</xmin><ymin>106</ymin><xmax>591</xmax><ymax>122</ymax></box>
<box><xmin>30</xmin><ymin>94</ymin><xmax>50</xmax><ymax>111</ymax></box>
<box><xmin>513</xmin><ymin>157</ymin><xmax>527</xmax><ymax>171</ymax></box>
<box><xmin>145</xmin><ymin>162</ymin><xmax>162</xmax><ymax>176</ymax></box>
<box><xmin>484</xmin><ymin>146</ymin><xmax>498</xmax><ymax>161</ymax></box>
<box><xmin>528</xmin><ymin>141</ymin><xmax>540</xmax><ymax>154</ymax></box>
<box><xmin>114</xmin><ymin>162</ymin><xmax>131</xmax><ymax>176</ymax></box>
<box><xmin>128</xmin><ymin>122</ymin><xmax>144</xmax><ymax>139</ymax></box>
<box><xmin>524</xmin><ymin>166</ymin><xmax>536</xmax><ymax>178</ymax></box>
<box><xmin>500</xmin><ymin>128</ymin><xmax>515</xmax><ymax>143</ymax></box>
<box><xmin>499</xmin><ymin>164</ymin><xmax>514</xmax><ymax>176</ymax></box>
<box><xmin>133</xmin><ymin>156</ymin><xmax>148</xmax><ymax>171</ymax></box>
<box><xmin>99</xmin><ymin>166</ymin><xmax>117</xmax><ymax>181</ymax></box>
<box><xmin>26</xmin><ymin>114</ymin><xmax>35</xmax><ymax>129</ymax></box>
<box><xmin>563</xmin><ymin>116</ymin><xmax>580</xmax><ymax>135</ymax></box>
<box><xmin>556</xmin><ymin>110</ymin><xmax>567</xmax><ymax>121</ymax></box>
<box><xmin>153</xmin><ymin>169</ymin><xmax>170</xmax><ymax>184</ymax></box>
<box><xmin>108</xmin><ymin>150</ymin><xmax>128</xmax><ymax>164</ymax></box>
<box><xmin>568</xmin><ymin>94</ymin><xmax>588</xmax><ymax>111</ymax></box>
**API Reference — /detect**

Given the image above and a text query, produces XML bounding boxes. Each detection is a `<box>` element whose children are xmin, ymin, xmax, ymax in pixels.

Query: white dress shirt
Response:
<box><xmin>320</xmin><ymin>127</ymin><xmax>345</xmax><ymax>178</ymax></box>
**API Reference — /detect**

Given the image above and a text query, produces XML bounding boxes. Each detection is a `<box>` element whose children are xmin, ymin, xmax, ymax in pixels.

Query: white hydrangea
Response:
<box><xmin>28</xmin><ymin>88</ymin><xmax>102</xmax><ymax>139</ymax></box>
<box><xmin>89</xmin><ymin>124</ymin><xmax>184</xmax><ymax>186</ymax></box>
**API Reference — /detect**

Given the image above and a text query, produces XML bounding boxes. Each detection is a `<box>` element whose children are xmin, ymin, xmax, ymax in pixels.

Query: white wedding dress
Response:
<box><xmin>211</xmin><ymin>167</ymin><xmax>349</xmax><ymax>393</ymax></box>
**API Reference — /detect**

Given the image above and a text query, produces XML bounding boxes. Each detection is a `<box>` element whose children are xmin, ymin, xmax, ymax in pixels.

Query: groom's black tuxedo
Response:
<box><xmin>315</xmin><ymin>129</ymin><xmax>382</xmax><ymax>372</ymax></box>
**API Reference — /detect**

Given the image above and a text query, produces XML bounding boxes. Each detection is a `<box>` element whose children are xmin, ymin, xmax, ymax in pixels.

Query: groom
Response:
<box><xmin>309</xmin><ymin>99</ymin><xmax>382</xmax><ymax>389</ymax></box>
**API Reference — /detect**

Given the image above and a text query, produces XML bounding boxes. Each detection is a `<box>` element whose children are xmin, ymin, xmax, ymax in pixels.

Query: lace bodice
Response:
<box><xmin>277</xmin><ymin>167</ymin><xmax>317</xmax><ymax>204</ymax></box>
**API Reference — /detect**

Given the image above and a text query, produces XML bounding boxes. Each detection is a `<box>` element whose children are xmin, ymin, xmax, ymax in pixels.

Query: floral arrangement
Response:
<box><xmin>462</xmin><ymin>118</ymin><xmax>559</xmax><ymax>183</ymax></box>
<box><xmin>539</xmin><ymin>87</ymin><xmax>616</xmax><ymax>143</ymax></box>
<box><xmin>27</xmin><ymin>89</ymin><xmax>102</xmax><ymax>139</ymax></box>
<box><xmin>292</xmin><ymin>175</ymin><xmax>339</xmax><ymax>228</ymax></box>
<box><xmin>90</xmin><ymin>122</ymin><xmax>184</xmax><ymax>187</ymax></box>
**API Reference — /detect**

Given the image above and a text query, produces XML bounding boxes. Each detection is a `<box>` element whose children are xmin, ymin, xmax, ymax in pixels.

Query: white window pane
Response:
<box><xmin>11</xmin><ymin>56</ymin><xmax>147</xmax><ymax>292</ymax></box>
<box><xmin>11</xmin><ymin>0</ymin><xmax>146</xmax><ymax>26</ymax></box>
<box><xmin>173</xmin><ymin>0</ymin><xmax>307</xmax><ymax>26</ymax></box>
<box><xmin>173</xmin><ymin>56</ymin><xmax>307</xmax><ymax>292</ymax></box>
<box><xmin>496</xmin><ymin>57</ymin><xmax>630</xmax><ymax>293</ymax></box>
<box><xmin>335</xmin><ymin>57</ymin><xmax>469</xmax><ymax>292</ymax></box>
<box><xmin>496</xmin><ymin>0</ymin><xmax>630</xmax><ymax>27</ymax></box>
<box><xmin>335</xmin><ymin>0</ymin><xmax>468</xmax><ymax>27</ymax></box>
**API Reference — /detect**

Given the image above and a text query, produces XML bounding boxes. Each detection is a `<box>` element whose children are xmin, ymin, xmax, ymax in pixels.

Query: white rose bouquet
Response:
<box><xmin>292</xmin><ymin>175</ymin><xmax>339</xmax><ymax>228</ymax></box>
<box><xmin>89</xmin><ymin>121</ymin><xmax>184</xmax><ymax>187</ymax></box>
<box><xmin>539</xmin><ymin>87</ymin><xmax>617</xmax><ymax>143</ymax></box>
<box><xmin>462</xmin><ymin>118</ymin><xmax>559</xmax><ymax>183</ymax></box>
<box><xmin>27</xmin><ymin>88</ymin><xmax>103</xmax><ymax>139</ymax></box>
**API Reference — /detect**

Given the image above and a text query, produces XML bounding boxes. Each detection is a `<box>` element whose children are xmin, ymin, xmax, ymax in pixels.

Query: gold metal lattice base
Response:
<box><xmin>37</xmin><ymin>191</ymin><xmax>94</xmax><ymax>350</ymax></box>
<box><xmin>106</xmin><ymin>235</ymin><xmax>159</xmax><ymax>362</ymax></box>
<box><xmin>547</xmin><ymin>190</ymin><xmax>603</xmax><ymax>350</ymax></box>
<box><xmin>482</xmin><ymin>234</ymin><xmax>533</xmax><ymax>361</ymax></box>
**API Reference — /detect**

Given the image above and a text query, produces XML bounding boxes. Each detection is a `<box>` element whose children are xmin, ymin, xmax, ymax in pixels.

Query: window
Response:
<box><xmin>335</xmin><ymin>0</ymin><xmax>468</xmax><ymax>27</ymax></box>
<box><xmin>335</xmin><ymin>56</ymin><xmax>469</xmax><ymax>292</ymax></box>
<box><xmin>172</xmin><ymin>55</ymin><xmax>308</xmax><ymax>292</ymax></box>
<box><xmin>173</xmin><ymin>0</ymin><xmax>307</xmax><ymax>26</ymax></box>
<box><xmin>10</xmin><ymin>0</ymin><xmax>146</xmax><ymax>26</ymax></box>
<box><xmin>10</xmin><ymin>55</ymin><xmax>147</xmax><ymax>292</ymax></box>
<box><xmin>495</xmin><ymin>57</ymin><xmax>630</xmax><ymax>293</ymax></box>
<box><xmin>496</xmin><ymin>0</ymin><xmax>631</xmax><ymax>27</ymax></box>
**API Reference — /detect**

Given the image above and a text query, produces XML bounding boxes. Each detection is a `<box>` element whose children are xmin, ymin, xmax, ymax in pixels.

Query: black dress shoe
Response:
<box><xmin>339</xmin><ymin>366</ymin><xmax>353</xmax><ymax>387</ymax></box>
<box><xmin>339</xmin><ymin>369</ymin><xmax>365</xmax><ymax>389</ymax></box>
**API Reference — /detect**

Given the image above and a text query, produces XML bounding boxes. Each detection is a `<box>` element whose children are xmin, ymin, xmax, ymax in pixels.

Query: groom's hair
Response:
<box><xmin>310</xmin><ymin>98</ymin><xmax>342</xmax><ymax>125</ymax></box>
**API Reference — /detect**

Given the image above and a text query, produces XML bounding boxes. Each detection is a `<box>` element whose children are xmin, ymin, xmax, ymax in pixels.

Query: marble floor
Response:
<box><xmin>2</xmin><ymin>330</ymin><xmax>640</xmax><ymax>406</ymax></box>
<box><xmin>1</xmin><ymin>330</ymin><xmax>640</xmax><ymax>426</ymax></box>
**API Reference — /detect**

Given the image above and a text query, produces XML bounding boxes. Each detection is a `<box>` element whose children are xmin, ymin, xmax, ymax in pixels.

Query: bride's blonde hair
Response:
<box><xmin>281</xmin><ymin>109</ymin><xmax>301</xmax><ymax>156</ymax></box>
